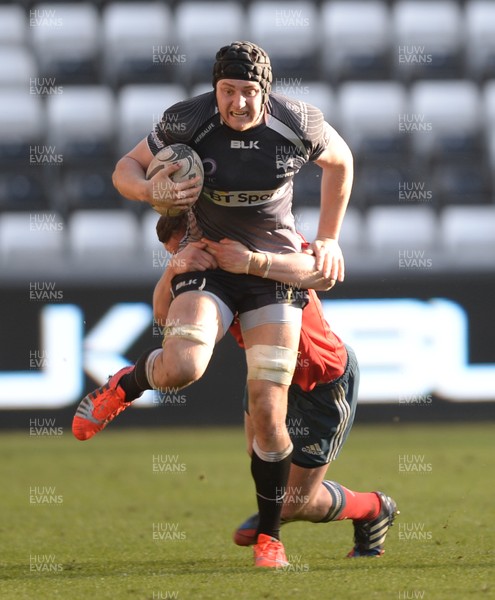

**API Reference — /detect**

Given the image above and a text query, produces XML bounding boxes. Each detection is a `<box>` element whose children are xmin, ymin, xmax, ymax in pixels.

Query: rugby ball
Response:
<box><xmin>146</xmin><ymin>144</ymin><xmax>204</xmax><ymax>217</ymax></box>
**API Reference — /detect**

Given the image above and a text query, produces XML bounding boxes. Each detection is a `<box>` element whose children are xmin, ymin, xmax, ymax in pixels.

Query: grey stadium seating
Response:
<box><xmin>0</xmin><ymin>0</ymin><xmax>494</xmax><ymax>272</ymax></box>
<box><xmin>247</xmin><ymin>1</ymin><xmax>321</xmax><ymax>79</ymax></box>
<box><xmin>175</xmin><ymin>2</ymin><xmax>245</xmax><ymax>86</ymax></box>
<box><xmin>101</xmin><ymin>2</ymin><xmax>174</xmax><ymax>88</ymax></box>
<box><xmin>321</xmin><ymin>0</ymin><xmax>392</xmax><ymax>83</ymax></box>
<box><xmin>30</xmin><ymin>3</ymin><xmax>101</xmax><ymax>83</ymax></box>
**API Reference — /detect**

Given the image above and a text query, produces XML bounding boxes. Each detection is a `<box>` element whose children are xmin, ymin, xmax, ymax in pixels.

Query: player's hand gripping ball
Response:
<box><xmin>146</xmin><ymin>144</ymin><xmax>204</xmax><ymax>217</ymax></box>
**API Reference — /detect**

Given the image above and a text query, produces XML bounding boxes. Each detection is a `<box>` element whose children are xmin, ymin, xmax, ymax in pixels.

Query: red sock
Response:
<box><xmin>336</xmin><ymin>486</ymin><xmax>381</xmax><ymax>521</ymax></box>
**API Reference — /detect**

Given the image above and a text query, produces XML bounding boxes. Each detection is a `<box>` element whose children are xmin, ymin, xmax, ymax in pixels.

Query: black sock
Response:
<box><xmin>251</xmin><ymin>448</ymin><xmax>292</xmax><ymax>541</ymax></box>
<box><xmin>119</xmin><ymin>348</ymin><xmax>157</xmax><ymax>401</ymax></box>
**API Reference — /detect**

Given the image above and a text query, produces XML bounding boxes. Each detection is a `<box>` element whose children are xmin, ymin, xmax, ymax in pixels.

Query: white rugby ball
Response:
<box><xmin>146</xmin><ymin>144</ymin><xmax>204</xmax><ymax>217</ymax></box>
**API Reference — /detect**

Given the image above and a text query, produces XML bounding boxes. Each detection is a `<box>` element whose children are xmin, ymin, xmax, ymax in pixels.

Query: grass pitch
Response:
<box><xmin>0</xmin><ymin>423</ymin><xmax>493</xmax><ymax>599</ymax></box>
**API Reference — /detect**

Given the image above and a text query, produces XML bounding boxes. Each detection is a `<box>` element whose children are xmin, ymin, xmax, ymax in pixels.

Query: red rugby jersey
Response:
<box><xmin>229</xmin><ymin>289</ymin><xmax>347</xmax><ymax>392</ymax></box>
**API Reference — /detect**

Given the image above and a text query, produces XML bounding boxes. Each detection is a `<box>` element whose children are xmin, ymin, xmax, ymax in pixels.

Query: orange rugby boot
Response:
<box><xmin>72</xmin><ymin>366</ymin><xmax>134</xmax><ymax>441</ymax></box>
<box><xmin>253</xmin><ymin>534</ymin><xmax>289</xmax><ymax>568</ymax></box>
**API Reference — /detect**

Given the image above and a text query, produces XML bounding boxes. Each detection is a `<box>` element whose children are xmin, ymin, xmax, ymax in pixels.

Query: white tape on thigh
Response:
<box><xmin>162</xmin><ymin>323</ymin><xmax>215</xmax><ymax>348</ymax></box>
<box><xmin>245</xmin><ymin>344</ymin><xmax>298</xmax><ymax>386</ymax></box>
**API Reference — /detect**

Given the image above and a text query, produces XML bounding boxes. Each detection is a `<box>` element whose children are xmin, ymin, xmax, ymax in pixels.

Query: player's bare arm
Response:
<box><xmin>313</xmin><ymin>125</ymin><xmax>354</xmax><ymax>283</ymax></box>
<box><xmin>112</xmin><ymin>138</ymin><xmax>202</xmax><ymax>209</ymax></box>
<box><xmin>202</xmin><ymin>238</ymin><xmax>336</xmax><ymax>291</ymax></box>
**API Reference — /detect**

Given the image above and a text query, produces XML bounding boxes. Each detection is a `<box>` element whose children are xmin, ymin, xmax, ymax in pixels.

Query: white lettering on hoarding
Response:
<box><xmin>0</xmin><ymin>303</ymin><xmax>155</xmax><ymax>408</ymax></box>
<box><xmin>0</xmin><ymin>299</ymin><xmax>493</xmax><ymax>408</ymax></box>
<box><xmin>322</xmin><ymin>298</ymin><xmax>495</xmax><ymax>402</ymax></box>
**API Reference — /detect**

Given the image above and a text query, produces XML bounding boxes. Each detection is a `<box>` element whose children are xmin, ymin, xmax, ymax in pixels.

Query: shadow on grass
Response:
<box><xmin>3</xmin><ymin>553</ymin><xmax>491</xmax><ymax>584</ymax></box>
<box><xmin>0</xmin><ymin>557</ymin><xmax>259</xmax><ymax>582</ymax></box>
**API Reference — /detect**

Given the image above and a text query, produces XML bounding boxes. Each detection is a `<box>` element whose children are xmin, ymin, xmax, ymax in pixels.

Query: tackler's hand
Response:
<box><xmin>312</xmin><ymin>238</ymin><xmax>344</xmax><ymax>282</ymax></box>
<box><xmin>201</xmin><ymin>238</ymin><xmax>252</xmax><ymax>274</ymax></box>
<box><xmin>168</xmin><ymin>242</ymin><xmax>218</xmax><ymax>275</ymax></box>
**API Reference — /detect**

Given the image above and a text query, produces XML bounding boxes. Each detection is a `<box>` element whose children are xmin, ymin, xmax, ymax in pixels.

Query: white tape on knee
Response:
<box><xmin>245</xmin><ymin>344</ymin><xmax>298</xmax><ymax>386</ymax></box>
<box><xmin>253</xmin><ymin>437</ymin><xmax>293</xmax><ymax>462</ymax></box>
<box><xmin>162</xmin><ymin>323</ymin><xmax>215</xmax><ymax>347</ymax></box>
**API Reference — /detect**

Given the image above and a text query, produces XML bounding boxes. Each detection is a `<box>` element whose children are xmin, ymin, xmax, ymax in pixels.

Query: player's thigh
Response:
<box><xmin>243</xmin><ymin>320</ymin><xmax>300</xmax><ymax>400</ymax></box>
<box><xmin>241</xmin><ymin>307</ymin><xmax>303</xmax><ymax>439</ymax></box>
<box><xmin>241</xmin><ymin>321</ymin><xmax>301</xmax><ymax>350</ymax></box>
<box><xmin>286</xmin><ymin>358</ymin><xmax>358</xmax><ymax>469</ymax></box>
<box><xmin>241</xmin><ymin>307</ymin><xmax>302</xmax><ymax>390</ymax></box>
<box><xmin>165</xmin><ymin>290</ymin><xmax>224</xmax><ymax>338</ymax></box>
<box><xmin>240</xmin><ymin>301</ymin><xmax>303</xmax><ymax>379</ymax></box>
<box><xmin>159</xmin><ymin>291</ymin><xmax>223</xmax><ymax>377</ymax></box>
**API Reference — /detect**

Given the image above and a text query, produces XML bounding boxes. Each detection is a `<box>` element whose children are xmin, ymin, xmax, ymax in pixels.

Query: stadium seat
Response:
<box><xmin>483</xmin><ymin>80</ymin><xmax>495</xmax><ymax>179</ymax></box>
<box><xmin>68</xmin><ymin>209</ymin><xmax>140</xmax><ymax>261</ymax></box>
<box><xmin>337</xmin><ymin>81</ymin><xmax>412</xmax><ymax>206</ymax></box>
<box><xmin>189</xmin><ymin>83</ymin><xmax>213</xmax><ymax>99</ymax></box>
<box><xmin>46</xmin><ymin>86</ymin><xmax>116</xmax><ymax>164</ymax></box>
<box><xmin>102</xmin><ymin>2</ymin><xmax>174</xmax><ymax>88</ymax></box>
<box><xmin>0</xmin><ymin>88</ymin><xmax>52</xmax><ymax>212</ymax></box>
<box><xmin>117</xmin><ymin>84</ymin><xmax>186</xmax><ymax>155</ymax></box>
<box><xmin>408</xmin><ymin>80</ymin><xmax>482</xmax><ymax>165</ymax></box>
<box><xmin>0</xmin><ymin>168</ymin><xmax>50</xmax><ymax>213</ymax></box>
<box><xmin>0</xmin><ymin>46</ymin><xmax>37</xmax><ymax>88</ymax></box>
<box><xmin>321</xmin><ymin>0</ymin><xmax>392</xmax><ymax>83</ymax></box>
<box><xmin>336</xmin><ymin>81</ymin><xmax>409</xmax><ymax>163</ymax></box>
<box><xmin>293</xmin><ymin>206</ymin><xmax>319</xmax><ymax>243</ymax></box>
<box><xmin>408</xmin><ymin>80</ymin><xmax>488</xmax><ymax>205</ymax></box>
<box><xmin>0</xmin><ymin>5</ymin><xmax>27</xmax><ymax>46</ymax></box>
<box><xmin>247</xmin><ymin>1</ymin><xmax>320</xmax><ymax>79</ymax></box>
<box><xmin>59</xmin><ymin>167</ymin><xmax>123</xmax><ymax>215</ymax></box>
<box><xmin>338</xmin><ymin>208</ymin><xmax>364</xmax><ymax>251</ymax></box>
<box><xmin>432</xmin><ymin>161</ymin><xmax>492</xmax><ymax>207</ymax></box>
<box><xmin>392</xmin><ymin>0</ymin><xmax>463</xmax><ymax>80</ymax></box>
<box><xmin>440</xmin><ymin>205</ymin><xmax>495</xmax><ymax>251</ymax></box>
<box><xmin>30</xmin><ymin>3</ymin><xmax>101</xmax><ymax>84</ymax></box>
<box><xmin>293</xmin><ymin>206</ymin><xmax>363</xmax><ymax>251</ymax></box>
<box><xmin>293</xmin><ymin>161</ymin><xmax>323</xmax><ymax>209</ymax></box>
<box><xmin>483</xmin><ymin>80</ymin><xmax>495</xmax><ymax>129</ymax></box>
<box><xmin>0</xmin><ymin>89</ymin><xmax>44</xmax><ymax>164</ymax></box>
<box><xmin>465</xmin><ymin>0</ymin><xmax>495</xmax><ymax>81</ymax></box>
<box><xmin>354</xmin><ymin>163</ymin><xmax>417</xmax><ymax>210</ymax></box>
<box><xmin>0</xmin><ymin>211</ymin><xmax>65</xmax><ymax>264</ymax></box>
<box><xmin>142</xmin><ymin>209</ymin><xmax>164</xmax><ymax>257</ymax></box>
<box><xmin>366</xmin><ymin>206</ymin><xmax>438</xmax><ymax>251</ymax></box>
<box><xmin>175</xmin><ymin>2</ymin><xmax>245</xmax><ymax>85</ymax></box>
<box><xmin>272</xmin><ymin>81</ymin><xmax>335</xmax><ymax>123</ymax></box>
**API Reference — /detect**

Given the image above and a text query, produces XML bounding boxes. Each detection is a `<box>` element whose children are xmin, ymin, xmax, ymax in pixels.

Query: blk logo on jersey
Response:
<box><xmin>230</xmin><ymin>140</ymin><xmax>260</xmax><ymax>150</ymax></box>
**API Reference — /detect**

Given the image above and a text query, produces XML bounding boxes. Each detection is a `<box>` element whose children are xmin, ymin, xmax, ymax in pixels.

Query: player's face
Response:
<box><xmin>216</xmin><ymin>79</ymin><xmax>264</xmax><ymax>131</ymax></box>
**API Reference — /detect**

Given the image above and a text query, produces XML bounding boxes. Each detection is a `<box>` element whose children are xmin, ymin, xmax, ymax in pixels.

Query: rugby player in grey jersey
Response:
<box><xmin>73</xmin><ymin>41</ymin><xmax>353</xmax><ymax>569</ymax></box>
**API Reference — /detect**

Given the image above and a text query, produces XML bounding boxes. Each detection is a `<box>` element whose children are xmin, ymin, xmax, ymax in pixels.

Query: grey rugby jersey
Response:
<box><xmin>147</xmin><ymin>91</ymin><xmax>331</xmax><ymax>254</ymax></box>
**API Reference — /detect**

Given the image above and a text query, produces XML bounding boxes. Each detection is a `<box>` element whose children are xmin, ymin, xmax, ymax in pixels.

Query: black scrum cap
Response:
<box><xmin>212</xmin><ymin>41</ymin><xmax>272</xmax><ymax>104</ymax></box>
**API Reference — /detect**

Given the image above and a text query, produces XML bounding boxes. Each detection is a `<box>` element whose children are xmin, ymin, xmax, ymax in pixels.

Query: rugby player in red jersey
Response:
<box><xmin>152</xmin><ymin>217</ymin><xmax>399</xmax><ymax>559</ymax></box>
